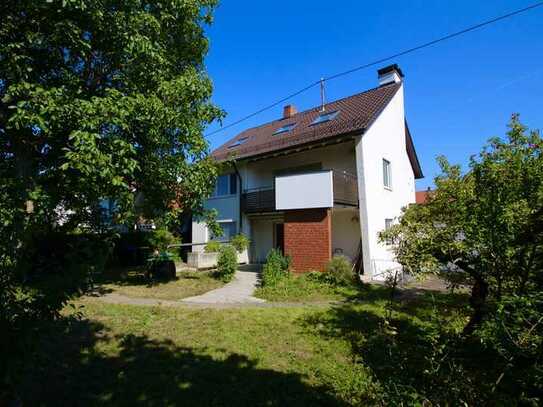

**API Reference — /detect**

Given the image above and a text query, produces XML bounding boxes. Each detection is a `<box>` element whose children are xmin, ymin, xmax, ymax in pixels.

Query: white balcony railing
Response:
<box><xmin>241</xmin><ymin>170</ymin><xmax>358</xmax><ymax>213</ymax></box>
<box><xmin>275</xmin><ymin>170</ymin><xmax>333</xmax><ymax>210</ymax></box>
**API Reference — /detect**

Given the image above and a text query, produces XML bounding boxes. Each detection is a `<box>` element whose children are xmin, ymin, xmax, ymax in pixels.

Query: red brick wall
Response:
<box><xmin>284</xmin><ymin>208</ymin><xmax>331</xmax><ymax>272</ymax></box>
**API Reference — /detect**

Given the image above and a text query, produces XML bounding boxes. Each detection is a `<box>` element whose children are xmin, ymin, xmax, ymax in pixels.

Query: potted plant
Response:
<box><xmin>146</xmin><ymin>228</ymin><xmax>179</xmax><ymax>279</ymax></box>
<box><xmin>187</xmin><ymin>234</ymin><xmax>250</xmax><ymax>269</ymax></box>
<box><xmin>230</xmin><ymin>233</ymin><xmax>250</xmax><ymax>264</ymax></box>
<box><xmin>187</xmin><ymin>240</ymin><xmax>221</xmax><ymax>269</ymax></box>
<box><xmin>204</xmin><ymin>240</ymin><xmax>221</xmax><ymax>253</ymax></box>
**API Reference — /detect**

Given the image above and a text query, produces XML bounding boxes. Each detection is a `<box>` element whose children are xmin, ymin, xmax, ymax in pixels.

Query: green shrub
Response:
<box><xmin>216</xmin><ymin>244</ymin><xmax>237</xmax><ymax>282</ymax></box>
<box><xmin>112</xmin><ymin>231</ymin><xmax>152</xmax><ymax>266</ymax></box>
<box><xmin>323</xmin><ymin>255</ymin><xmax>355</xmax><ymax>286</ymax></box>
<box><xmin>478</xmin><ymin>293</ymin><xmax>543</xmax><ymax>403</ymax></box>
<box><xmin>230</xmin><ymin>234</ymin><xmax>250</xmax><ymax>253</ymax></box>
<box><xmin>145</xmin><ymin>229</ymin><xmax>179</xmax><ymax>280</ymax></box>
<box><xmin>262</xmin><ymin>249</ymin><xmax>291</xmax><ymax>287</ymax></box>
<box><xmin>148</xmin><ymin>228</ymin><xmax>178</xmax><ymax>252</ymax></box>
<box><xmin>305</xmin><ymin>270</ymin><xmax>327</xmax><ymax>283</ymax></box>
<box><xmin>204</xmin><ymin>240</ymin><xmax>221</xmax><ymax>253</ymax></box>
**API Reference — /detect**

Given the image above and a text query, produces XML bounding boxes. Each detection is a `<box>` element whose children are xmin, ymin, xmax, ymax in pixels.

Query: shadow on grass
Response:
<box><xmin>93</xmin><ymin>266</ymin><xmax>180</xmax><ymax>288</ymax></box>
<box><xmin>304</xmin><ymin>304</ymin><xmax>432</xmax><ymax>383</ymax></box>
<box><xmin>301</xmin><ymin>285</ymin><xmax>493</xmax><ymax>404</ymax></box>
<box><xmin>19</xmin><ymin>317</ymin><xmax>348</xmax><ymax>406</ymax></box>
<box><xmin>343</xmin><ymin>283</ymin><xmax>470</xmax><ymax>318</ymax></box>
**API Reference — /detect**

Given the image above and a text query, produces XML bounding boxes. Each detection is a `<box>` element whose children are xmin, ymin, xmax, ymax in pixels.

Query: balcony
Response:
<box><xmin>241</xmin><ymin>170</ymin><xmax>358</xmax><ymax>213</ymax></box>
<box><xmin>241</xmin><ymin>187</ymin><xmax>276</xmax><ymax>213</ymax></box>
<box><xmin>332</xmin><ymin>171</ymin><xmax>359</xmax><ymax>206</ymax></box>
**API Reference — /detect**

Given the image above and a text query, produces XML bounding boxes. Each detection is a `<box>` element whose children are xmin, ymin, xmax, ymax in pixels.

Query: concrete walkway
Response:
<box><xmin>182</xmin><ymin>267</ymin><xmax>265</xmax><ymax>305</ymax></box>
<box><xmin>91</xmin><ymin>291</ymin><xmax>336</xmax><ymax>309</ymax></box>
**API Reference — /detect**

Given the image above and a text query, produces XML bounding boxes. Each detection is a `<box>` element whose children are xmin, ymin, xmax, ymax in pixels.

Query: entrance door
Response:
<box><xmin>274</xmin><ymin>223</ymin><xmax>284</xmax><ymax>254</ymax></box>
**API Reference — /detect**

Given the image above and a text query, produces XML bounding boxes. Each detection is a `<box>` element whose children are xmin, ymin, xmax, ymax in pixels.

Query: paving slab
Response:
<box><xmin>182</xmin><ymin>270</ymin><xmax>265</xmax><ymax>305</ymax></box>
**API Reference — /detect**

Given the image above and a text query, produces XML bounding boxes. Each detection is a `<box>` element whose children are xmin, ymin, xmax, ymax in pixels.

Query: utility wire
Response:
<box><xmin>206</xmin><ymin>1</ymin><xmax>543</xmax><ymax>137</ymax></box>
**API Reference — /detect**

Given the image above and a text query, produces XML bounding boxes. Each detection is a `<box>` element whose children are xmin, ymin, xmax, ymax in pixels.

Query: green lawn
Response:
<box><xmin>17</xmin><ymin>284</ymin><xmax>498</xmax><ymax>406</ymax></box>
<box><xmin>254</xmin><ymin>273</ymin><xmax>362</xmax><ymax>303</ymax></box>
<box><xmin>94</xmin><ymin>267</ymin><xmax>224</xmax><ymax>301</ymax></box>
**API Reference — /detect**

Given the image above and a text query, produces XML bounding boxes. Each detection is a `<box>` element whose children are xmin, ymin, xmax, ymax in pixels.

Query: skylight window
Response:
<box><xmin>273</xmin><ymin>123</ymin><xmax>297</xmax><ymax>135</ymax></box>
<box><xmin>311</xmin><ymin>110</ymin><xmax>339</xmax><ymax>125</ymax></box>
<box><xmin>228</xmin><ymin>137</ymin><xmax>248</xmax><ymax>148</ymax></box>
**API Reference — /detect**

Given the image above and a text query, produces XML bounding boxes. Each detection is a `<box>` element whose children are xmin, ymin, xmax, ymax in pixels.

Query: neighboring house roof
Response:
<box><xmin>416</xmin><ymin>190</ymin><xmax>432</xmax><ymax>204</ymax></box>
<box><xmin>212</xmin><ymin>80</ymin><xmax>423</xmax><ymax>179</ymax></box>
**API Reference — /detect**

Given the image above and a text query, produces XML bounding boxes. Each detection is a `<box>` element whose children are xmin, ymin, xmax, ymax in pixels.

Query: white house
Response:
<box><xmin>192</xmin><ymin>64</ymin><xmax>423</xmax><ymax>280</ymax></box>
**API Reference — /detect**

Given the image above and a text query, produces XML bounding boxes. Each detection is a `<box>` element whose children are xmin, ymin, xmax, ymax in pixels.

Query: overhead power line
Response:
<box><xmin>206</xmin><ymin>1</ymin><xmax>543</xmax><ymax>137</ymax></box>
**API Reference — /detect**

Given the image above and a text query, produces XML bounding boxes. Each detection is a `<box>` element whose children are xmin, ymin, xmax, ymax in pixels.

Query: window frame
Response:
<box><xmin>383</xmin><ymin>158</ymin><xmax>392</xmax><ymax>190</ymax></box>
<box><xmin>273</xmin><ymin>123</ymin><xmax>297</xmax><ymax>135</ymax></box>
<box><xmin>384</xmin><ymin>218</ymin><xmax>394</xmax><ymax>245</ymax></box>
<box><xmin>310</xmin><ymin>110</ymin><xmax>339</xmax><ymax>126</ymax></box>
<box><xmin>210</xmin><ymin>220</ymin><xmax>237</xmax><ymax>242</ymax></box>
<box><xmin>211</xmin><ymin>174</ymin><xmax>237</xmax><ymax>198</ymax></box>
<box><xmin>228</xmin><ymin>137</ymin><xmax>249</xmax><ymax>149</ymax></box>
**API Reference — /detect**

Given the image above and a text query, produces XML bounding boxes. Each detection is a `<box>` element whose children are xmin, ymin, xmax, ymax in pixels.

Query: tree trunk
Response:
<box><xmin>463</xmin><ymin>278</ymin><xmax>489</xmax><ymax>335</ymax></box>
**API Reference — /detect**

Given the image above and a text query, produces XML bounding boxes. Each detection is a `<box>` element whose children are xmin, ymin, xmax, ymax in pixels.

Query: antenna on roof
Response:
<box><xmin>320</xmin><ymin>78</ymin><xmax>326</xmax><ymax>112</ymax></box>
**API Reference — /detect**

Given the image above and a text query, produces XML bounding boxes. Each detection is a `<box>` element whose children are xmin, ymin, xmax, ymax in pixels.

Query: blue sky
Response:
<box><xmin>204</xmin><ymin>1</ymin><xmax>543</xmax><ymax>190</ymax></box>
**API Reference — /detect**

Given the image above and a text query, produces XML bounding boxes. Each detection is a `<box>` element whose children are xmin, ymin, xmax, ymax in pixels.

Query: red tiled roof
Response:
<box><xmin>212</xmin><ymin>81</ymin><xmax>402</xmax><ymax>162</ymax></box>
<box><xmin>416</xmin><ymin>190</ymin><xmax>432</xmax><ymax>204</ymax></box>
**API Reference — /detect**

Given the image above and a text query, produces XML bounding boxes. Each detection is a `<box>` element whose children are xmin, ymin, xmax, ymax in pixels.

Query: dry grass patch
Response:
<box><xmin>96</xmin><ymin>267</ymin><xmax>224</xmax><ymax>301</ymax></box>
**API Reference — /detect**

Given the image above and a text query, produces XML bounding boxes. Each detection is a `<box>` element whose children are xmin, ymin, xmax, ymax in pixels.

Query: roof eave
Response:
<box><xmin>405</xmin><ymin>120</ymin><xmax>423</xmax><ymax>179</ymax></box>
<box><xmin>212</xmin><ymin>129</ymin><xmax>365</xmax><ymax>163</ymax></box>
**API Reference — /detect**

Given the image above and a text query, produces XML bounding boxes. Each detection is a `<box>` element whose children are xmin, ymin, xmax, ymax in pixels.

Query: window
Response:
<box><xmin>216</xmin><ymin>174</ymin><xmax>229</xmax><ymax>196</ymax></box>
<box><xmin>99</xmin><ymin>199</ymin><xmax>115</xmax><ymax>224</ymax></box>
<box><xmin>228</xmin><ymin>137</ymin><xmax>249</xmax><ymax>148</ymax></box>
<box><xmin>273</xmin><ymin>123</ymin><xmax>297</xmax><ymax>135</ymax></box>
<box><xmin>211</xmin><ymin>221</ymin><xmax>237</xmax><ymax>241</ymax></box>
<box><xmin>383</xmin><ymin>159</ymin><xmax>392</xmax><ymax>189</ymax></box>
<box><xmin>311</xmin><ymin>110</ymin><xmax>339</xmax><ymax>126</ymax></box>
<box><xmin>212</xmin><ymin>174</ymin><xmax>237</xmax><ymax>197</ymax></box>
<box><xmin>385</xmin><ymin>218</ymin><xmax>393</xmax><ymax>230</ymax></box>
<box><xmin>385</xmin><ymin>218</ymin><xmax>394</xmax><ymax>244</ymax></box>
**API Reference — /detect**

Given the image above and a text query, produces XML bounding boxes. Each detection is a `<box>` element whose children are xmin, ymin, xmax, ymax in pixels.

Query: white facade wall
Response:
<box><xmin>331</xmin><ymin>208</ymin><xmax>361</xmax><ymax>261</ymax></box>
<box><xmin>355</xmin><ymin>84</ymin><xmax>416</xmax><ymax>280</ymax></box>
<box><xmin>191</xmin><ymin>220</ymin><xmax>208</xmax><ymax>252</ymax></box>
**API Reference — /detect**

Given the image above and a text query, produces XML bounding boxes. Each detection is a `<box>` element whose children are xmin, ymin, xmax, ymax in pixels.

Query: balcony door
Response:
<box><xmin>274</xmin><ymin>223</ymin><xmax>284</xmax><ymax>254</ymax></box>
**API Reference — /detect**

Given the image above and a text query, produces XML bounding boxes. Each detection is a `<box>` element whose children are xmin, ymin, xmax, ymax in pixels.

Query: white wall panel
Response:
<box><xmin>275</xmin><ymin>171</ymin><xmax>333</xmax><ymax>210</ymax></box>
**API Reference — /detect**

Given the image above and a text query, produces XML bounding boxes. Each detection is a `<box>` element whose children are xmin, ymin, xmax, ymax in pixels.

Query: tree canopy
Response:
<box><xmin>0</xmin><ymin>0</ymin><xmax>222</xmax><ymax>398</ymax></box>
<box><xmin>0</xmin><ymin>0</ymin><xmax>223</xmax><ymax>231</ymax></box>
<box><xmin>382</xmin><ymin>115</ymin><xmax>543</xmax><ymax>330</ymax></box>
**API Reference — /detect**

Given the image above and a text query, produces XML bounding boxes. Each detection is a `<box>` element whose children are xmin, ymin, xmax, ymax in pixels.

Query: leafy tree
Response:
<box><xmin>381</xmin><ymin>115</ymin><xmax>543</xmax><ymax>333</ymax></box>
<box><xmin>0</xmin><ymin>0</ymin><xmax>222</xmax><ymax>399</ymax></box>
<box><xmin>147</xmin><ymin>228</ymin><xmax>178</xmax><ymax>254</ymax></box>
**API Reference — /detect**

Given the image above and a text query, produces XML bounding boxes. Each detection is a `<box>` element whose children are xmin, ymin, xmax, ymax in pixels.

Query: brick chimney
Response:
<box><xmin>283</xmin><ymin>104</ymin><xmax>297</xmax><ymax>119</ymax></box>
<box><xmin>377</xmin><ymin>64</ymin><xmax>404</xmax><ymax>86</ymax></box>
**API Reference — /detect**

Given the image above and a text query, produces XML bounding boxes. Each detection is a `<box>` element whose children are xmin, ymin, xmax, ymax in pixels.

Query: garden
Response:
<box><xmin>1</xmin><ymin>1</ymin><xmax>542</xmax><ymax>405</ymax></box>
<box><xmin>90</xmin><ymin>230</ymin><xmax>251</xmax><ymax>302</ymax></box>
<box><xmin>255</xmin><ymin>250</ymin><xmax>364</xmax><ymax>303</ymax></box>
<box><xmin>3</xmin><ymin>118</ymin><xmax>542</xmax><ymax>406</ymax></box>
<box><xmin>12</xmin><ymin>280</ymin><xmax>500</xmax><ymax>406</ymax></box>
